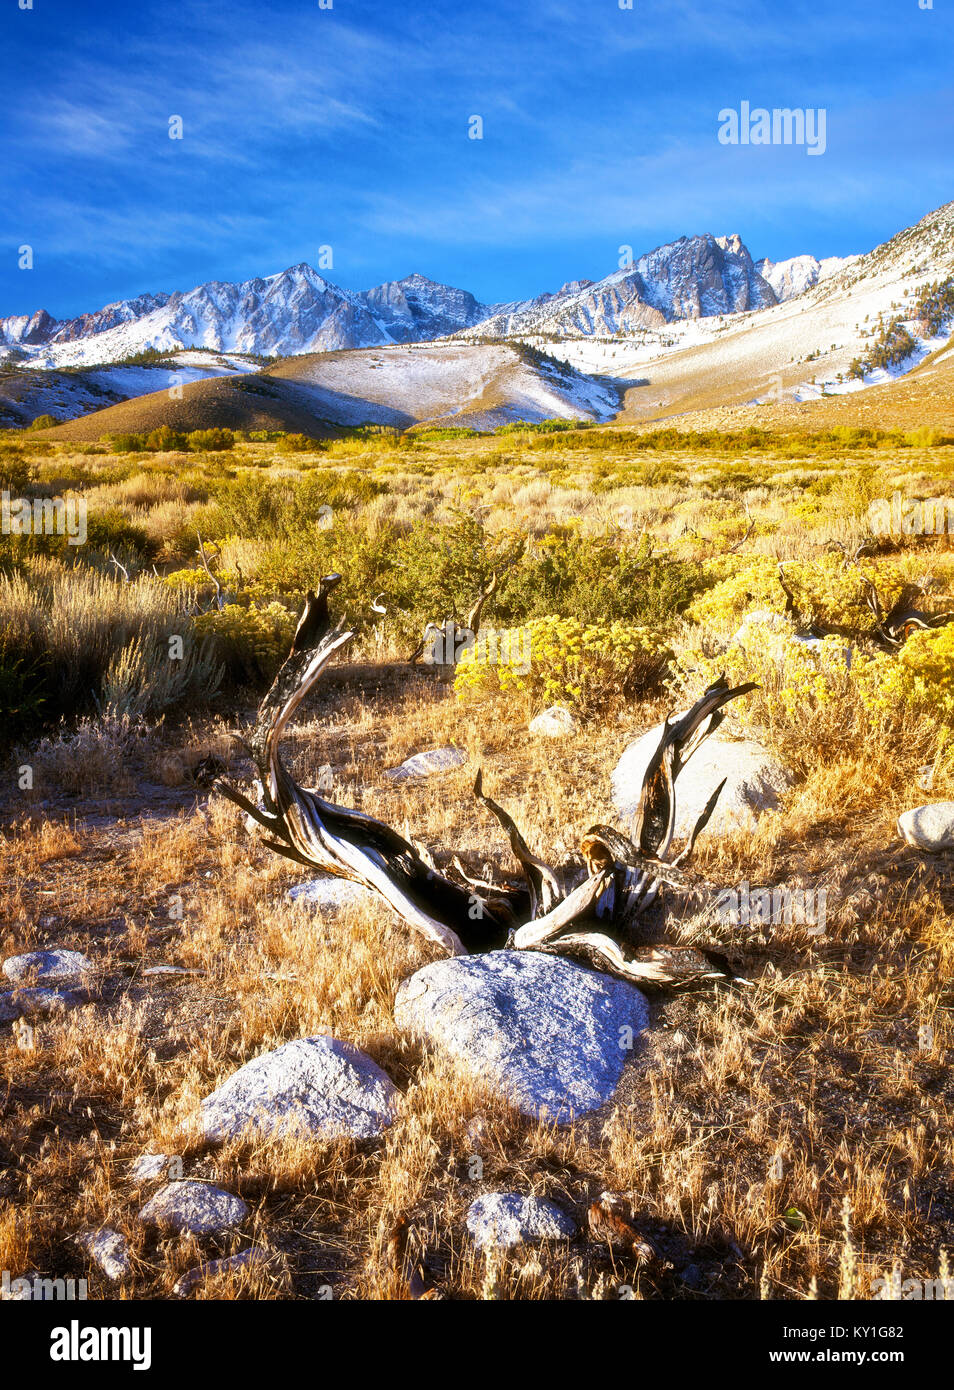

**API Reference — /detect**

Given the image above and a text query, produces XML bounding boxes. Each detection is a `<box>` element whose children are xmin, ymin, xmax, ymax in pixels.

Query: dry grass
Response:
<box><xmin>2</xmin><ymin>430</ymin><xmax>954</xmax><ymax>1300</ymax></box>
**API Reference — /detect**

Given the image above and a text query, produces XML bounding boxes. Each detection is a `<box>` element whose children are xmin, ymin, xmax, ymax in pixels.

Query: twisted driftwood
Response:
<box><xmin>408</xmin><ymin>572</ymin><xmax>500</xmax><ymax>668</ymax></box>
<box><xmin>780</xmin><ymin>550</ymin><xmax>954</xmax><ymax>649</ymax></box>
<box><xmin>217</xmin><ymin>579</ymin><xmax>756</xmax><ymax>984</ymax></box>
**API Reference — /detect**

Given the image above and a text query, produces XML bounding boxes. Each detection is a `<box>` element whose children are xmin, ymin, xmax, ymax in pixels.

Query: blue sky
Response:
<box><xmin>2</xmin><ymin>0</ymin><xmax>952</xmax><ymax>319</ymax></box>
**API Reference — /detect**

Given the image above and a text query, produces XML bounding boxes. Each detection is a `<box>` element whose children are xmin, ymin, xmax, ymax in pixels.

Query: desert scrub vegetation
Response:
<box><xmin>4</xmin><ymin>425</ymin><xmax>954</xmax><ymax>745</ymax></box>
<box><xmin>3</xmin><ymin>422</ymin><xmax>954</xmax><ymax>1303</ymax></box>
<box><xmin>455</xmin><ymin>616</ymin><xmax>669</xmax><ymax>716</ymax></box>
<box><xmin>0</xmin><ymin>559</ymin><xmax>223</xmax><ymax>736</ymax></box>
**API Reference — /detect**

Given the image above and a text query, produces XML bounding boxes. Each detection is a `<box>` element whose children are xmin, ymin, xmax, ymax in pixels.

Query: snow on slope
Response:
<box><xmin>358</xmin><ymin>273</ymin><xmax>490</xmax><ymax>343</ymax></box>
<box><xmin>0</xmin><ymin>355</ymin><xmax>256</xmax><ymax>427</ymax></box>
<box><xmin>585</xmin><ymin>199</ymin><xmax>954</xmax><ymax>418</ymax></box>
<box><xmin>8</xmin><ymin>266</ymin><xmax>393</xmax><ymax>367</ymax></box>
<box><xmin>0</xmin><ymin>269</ymin><xmax>492</xmax><ymax>369</ymax></box>
<box><xmin>756</xmin><ymin>253</ymin><xmax>856</xmax><ymax>302</ymax></box>
<box><xmin>269</xmin><ymin>343</ymin><xmax>620</xmax><ymax>428</ymax></box>
<box><xmin>4</xmin><ymin>199</ymin><xmax>953</xmax><ymax>427</ymax></box>
<box><xmin>0</xmin><ymin>231</ymin><xmax>784</xmax><ymax>372</ymax></box>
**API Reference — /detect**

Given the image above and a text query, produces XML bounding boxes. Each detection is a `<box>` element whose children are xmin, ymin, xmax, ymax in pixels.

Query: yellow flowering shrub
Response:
<box><xmin>163</xmin><ymin>566</ymin><xmax>219</xmax><ymax>601</ymax></box>
<box><xmin>454</xmin><ymin>615</ymin><xmax>670</xmax><ymax>715</ymax></box>
<box><xmin>676</xmin><ymin>619</ymin><xmax>856</xmax><ymax>737</ymax></box>
<box><xmin>193</xmin><ymin>601</ymin><xmax>296</xmax><ymax>678</ymax></box>
<box><xmin>688</xmin><ymin>554</ymin><xmax>874</xmax><ymax>634</ymax></box>
<box><xmin>686</xmin><ymin>557</ymin><xmax>783</xmax><ymax>629</ymax></box>
<box><xmin>677</xmin><ymin>611</ymin><xmax>954</xmax><ymax>767</ymax></box>
<box><xmin>854</xmin><ymin>623</ymin><xmax>954</xmax><ymax>727</ymax></box>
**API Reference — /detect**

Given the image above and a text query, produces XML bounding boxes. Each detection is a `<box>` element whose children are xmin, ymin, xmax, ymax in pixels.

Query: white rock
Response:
<box><xmin>173</xmin><ymin>1246</ymin><xmax>272</xmax><ymax>1298</ymax></box>
<box><xmin>384</xmin><ymin>747</ymin><xmax>467</xmax><ymax>781</ymax></box>
<box><xmin>197</xmin><ymin>1036</ymin><xmax>399</xmax><ymax>1143</ymax></box>
<box><xmin>394</xmin><ymin>950</ymin><xmax>649</xmax><ymax>1122</ymax></box>
<box><xmin>0</xmin><ymin>986</ymin><xmax>91</xmax><ymax>1023</ymax></box>
<box><xmin>2</xmin><ymin>949</ymin><xmax>94</xmax><ymax>985</ymax></box>
<box><xmin>612</xmin><ymin>724</ymin><xmax>791</xmax><ymax>840</ymax></box>
<box><xmin>897</xmin><ymin>802</ymin><xmax>954</xmax><ymax>851</ymax></box>
<box><xmin>129</xmin><ymin>1153</ymin><xmax>179</xmax><ymax>1182</ymax></box>
<box><xmin>287</xmin><ymin>877</ymin><xmax>372</xmax><ymax>910</ymax></box>
<box><xmin>77</xmin><ymin>1228</ymin><xmax>131</xmax><ymax>1282</ymax></box>
<box><xmin>529</xmin><ymin>705</ymin><xmax>577</xmax><ymax>738</ymax></box>
<box><xmin>139</xmin><ymin>1181</ymin><xmax>248</xmax><ymax>1236</ymax></box>
<box><xmin>466</xmin><ymin>1193</ymin><xmax>575</xmax><ymax>1250</ymax></box>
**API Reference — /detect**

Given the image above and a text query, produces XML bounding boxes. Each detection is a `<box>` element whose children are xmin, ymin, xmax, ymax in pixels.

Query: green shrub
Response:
<box><xmin>277</xmin><ymin>433</ymin><xmax>325</xmax><ymax>453</ymax></box>
<box><xmin>84</xmin><ymin>508</ymin><xmax>153</xmax><ymax>561</ymax></box>
<box><xmin>146</xmin><ymin>424</ymin><xmax>187</xmax><ymax>452</ymax></box>
<box><xmin>193</xmin><ymin>601</ymin><xmax>296</xmax><ymax>682</ymax></box>
<box><xmin>102</xmin><ymin>632</ymin><xmax>224</xmax><ymax>719</ymax></box>
<box><xmin>187</xmin><ymin>428</ymin><xmax>234</xmax><ymax>452</ymax></box>
<box><xmin>107</xmin><ymin>432</ymin><xmax>147</xmax><ymax>454</ymax></box>
<box><xmin>497</xmin><ymin>528</ymin><xmax>706</xmax><ymax>627</ymax></box>
<box><xmin>0</xmin><ymin>626</ymin><xmax>49</xmax><ymax>743</ymax></box>
<box><xmin>0</xmin><ymin>559</ymin><xmax>219</xmax><ymax>730</ymax></box>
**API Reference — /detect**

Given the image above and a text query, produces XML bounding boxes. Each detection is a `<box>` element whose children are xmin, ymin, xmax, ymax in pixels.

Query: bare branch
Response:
<box><xmin>195</xmin><ymin>531</ymin><xmax>224</xmax><ymax>612</ymax></box>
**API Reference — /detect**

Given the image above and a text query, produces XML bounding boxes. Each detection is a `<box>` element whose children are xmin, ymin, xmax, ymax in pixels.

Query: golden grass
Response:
<box><xmin>2</xmin><ymin>430</ymin><xmax>954</xmax><ymax>1300</ymax></box>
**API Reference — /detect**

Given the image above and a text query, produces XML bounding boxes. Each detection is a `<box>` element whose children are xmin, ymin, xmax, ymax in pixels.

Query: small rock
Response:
<box><xmin>612</xmin><ymin>723</ymin><xmax>791</xmax><ymax>839</ymax></box>
<box><xmin>77</xmin><ymin>1228</ymin><xmax>131</xmax><ymax>1282</ymax></box>
<box><xmin>129</xmin><ymin>1153</ymin><xmax>179</xmax><ymax>1182</ymax></box>
<box><xmin>173</xmin><ymin>1246</ymin><xmax>272</xmax><ymax>1298</ymax></box>
<box><xmin>139</xmin><ymin>1181</ymin><xmax>248</xmax><ymax>1237</ymax></box>
<box><xmin>384</xmin><ymin>747</ymin><xmax>467</xmax><ymax>781</ymax></box>
<box><xmin>2</xmin><ymin>949</ymin><xmax>94</xmax><ymax>985</ymax></box>
<box><xmin>143</xmin><ymin>965</ymin><xmax>204</xmax><ymax>977</ymax></box>
<box><xmin>395</xmin><ymin>950</ymin><xmax>649</xmax><ymax>1121</ymax></box>
<box><xmin>897</xmin><ymin>802</ymin><xmax>954</xmax><ymax>851</ymax></box>
<box><xmin>466</xmin><ymin>1193</ymin><xmax>575</xmax><ymax>1251</ymax></box>
<box><xmin>198</xmin><ymin>1036</ymin><xmax>399</xmax><ymax>1143</ymax></box>
<box><xmin>529</xmin><ymin>705</ymin><xmax>577</xmax><ymax>738</ymax></box>
<box><xmin>287</xmin><ymin>878</ymin><xmax>371</xmax><ymax>910</ymax></box>
<box><xmin>0</xmin><ymin>986</ymin><xmax>91</xmax><ymax>1023</ymax></box>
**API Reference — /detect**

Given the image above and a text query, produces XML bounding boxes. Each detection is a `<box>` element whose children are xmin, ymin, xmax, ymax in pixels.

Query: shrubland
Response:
<box><xmin>2</xmin><ymin>419</ymin><xmax>954</xmax><ymax>1301</ymax></box>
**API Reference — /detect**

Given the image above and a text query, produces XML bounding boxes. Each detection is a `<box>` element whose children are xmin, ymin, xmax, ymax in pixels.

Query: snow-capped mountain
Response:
<box><xmin>0</xmin><ymin>220</ymin><xmax>918</xmax><ymax>370</ymax></box>
<box><xmin>0</xmin><ymin>266</ymin><xmax>399</xmax><ymax>366</ymax></box>
<box><xmin>357</xmin><ymin>273</ymin><xmax>490</xmax><ymax>342</ymax></box>
<box><xmin>0</xmin><ymin>233</ymin><xmax>789</xmax><ymax>368</ymax></box>
<box><xmin>756</xmin><ymin>253</ymin><xmax>854</xmax><ymax>302</ymax></box>
<box><xmin>472</xmin><ymin>234</ymin><xmax>777</xmax><ymax>338</ymax></box>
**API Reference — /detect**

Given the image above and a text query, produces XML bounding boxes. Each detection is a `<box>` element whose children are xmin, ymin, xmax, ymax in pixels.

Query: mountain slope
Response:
<box><xmin>591</xmin><ymin>199</ymin><xmax>954</xmax><ymax>424</ymax></box>
<box><xmin>0</xmin><ymin>232</ymin><xmax>780</xmax><ymax>372</ymax></box>
<box><xmin>8</xmin><ymin>198</ymin><xmax>954</xmax><ymax>433</ymax></box>
<box><xmin>38</xmin><ymin>343</ymin><xmax>622</xmax><ymax>440</ymax></box>
<box><xmin>0</xmin><ymin>352</ymin><xmax>256</xmax><ymax>428</ymax></box>
<box><xmin>471</xmin><ymin>234</ymin><xmax>776</xmax><ymax>338</ymax></box>
<box><xmin>1</xmin><ymin>266</ymin><xmax>396</xmax><ymax>367</ymax></box>
<box><xmin>755</xmin><ymin>253</ymin><xmax>855</xmax><ymax>302</ymax></box>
